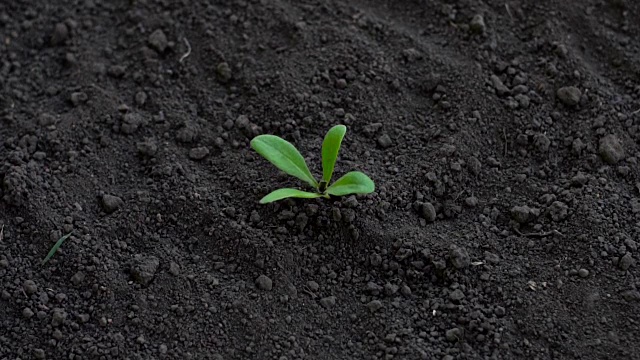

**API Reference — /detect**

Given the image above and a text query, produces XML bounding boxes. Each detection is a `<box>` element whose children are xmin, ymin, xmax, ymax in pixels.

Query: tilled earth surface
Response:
<box><xmin>1</xmin><ymin>0</ymin><xmax>640</xmax><ymax>359</ymax></box>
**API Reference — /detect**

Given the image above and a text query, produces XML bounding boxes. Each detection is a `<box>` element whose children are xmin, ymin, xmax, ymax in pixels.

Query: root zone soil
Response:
<box><xmin>1</xmin><ymin>0</ymin><xmax>639</xmax><ymax>359</ymax></box>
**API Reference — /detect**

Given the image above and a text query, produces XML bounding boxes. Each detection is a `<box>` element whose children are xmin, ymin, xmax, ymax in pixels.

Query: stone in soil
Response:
<box><xmin>578</xmin><ymin>269</ymin><xmax>590</xmax><ymax>278</ymax></box>
<box><xmin>23</xmin><ymin>280</ymin><xmax>38</xmax><ymax>295</ymax></box>
<box><xmin>217</xmin><ymin>62</ymin><xmax>232</xmax><ymax>82</ymax></box>
<box><xmin>148</xmin><ymin>29</ymin><xmax>168</xmax><ymax>53</ymax></box>
<box><xmin>50</xmin><ymin>23</ymin><xmax>69</xmax><ymax>46</ymax></box>
<box><xmin>320</xmin><ymin>296</ymin><xmax>336</xmax><ymax>309</ymax></box>
<box><xmin>23</xmin><ymin>307</ymin><xmax>34</xmax><ymax>318</ymax></box>
<box><xmin>121</xmin><ymin>113</ymin><xmax>144</xmax><ymax>134</ymax></box>
<box><xmin>598</xmin><ymin>135</ymin><xmax>625</xmax><ymax>164</ymax></box>
<box><xmin>189</xmin><ymin>147</ymin><xmax>210</xmax><ymax>160</ymax></box>
<box><xmin>622</xmin><ymin>290</ymin><xmax>640</xmax><ymax>302</ymax></box>
<box><xmin>556</xmin><ymin>86</ymin><xmax>582</xmax><ymax>106</ymax></box>
<box><xmin>469</xmin><ymin>14</ymin><xmax>486</xmax><ymax>34</ymax></box>
<box><xmin>51</xmin><ymin>308</ymin><xmax>67</xmax><ymax>327</ymax></box>
<box><xmin>377</xmin><ymin>133</ymin><xmax>393</xmax><ymax>148</ymax></box>
<box><xmin>130</xmin><ymin>256</ymin><xmax>160</xmax><ymax>286</ymax></box>
<box><xmin>619</xmin><ymin>253</ymin><xmax>635</xmax><ymax>270</ymax></box>
<box><xmin>255</xmin><ymin>275</ymin><xmax>273</xmax><ymax>291</ymax></box>
<box><xmin>511</xmin><ymin>205</ymin><xmax>539</xmax><ymax>224</ymax></box>
<box><xmin>548</xmin><ymin>201</ymin><xmax>569</xmax><ymax>221</ymax></box>
<box><xmin>33</xmin><ymin>349</ymin><xmax>46</xmax><ymax>360</ymax></box>
<box><xmin>449</xmin><ymin>289</ymin><xmax>465</xmax><ymax>301</ymax></box>
<box><xmin>445</xmin><ymin>328</ymin><xmax>462</xmax><ymax>342</ymax></box>
<box><xmin>137</xmin><ymin>139</ymin><xmax>158</xmax><ymax>157</ymax></box>
<box><xmin>366</xmin><ymin>300</ymin><xmax>383</xmax><ymax>313</ymax></box>
<box><xmin>71</xmin><ymin>271</ymin><xmax>85</xmax><ymax>285</ymax></box>
<box><xmin>490</xmin><ymin>75</ymin><xmax>510</xmax><ymax>96</ymax></box>
<box><xmin>101</xmin><ymin>194</ymin><xmax>123</xmax><ymax>214</ymax></box>
<box><xmin>450</xmin><ymin>245</ymin><xmax>470</xmax><ymax>269</ymax></box>
<box><xmin>420</xmin><ymin>202</ymin><xmax>437</xmax><ymax>222</ymax></box>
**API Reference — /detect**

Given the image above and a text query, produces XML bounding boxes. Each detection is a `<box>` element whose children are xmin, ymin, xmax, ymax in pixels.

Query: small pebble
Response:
<box><xmin>108</xmin><ymin>65</ymin><xmax>126</xmax><ymax>78</ymax></box>
<box><xmin>23</xmin><ymin>280</ymin><xmax>38</xmax><ymax>295</ymax></box>
<box><xmin>101</xmin><ymin>194</ymin><xmax>123</xmax><ymax>214</ymax></box>
<box><xmin>464</xmin><ymin>196</ymin><xmax>478</xmax><ymax>207</ymax></box>
<box><xmin>319</xmin><ymin>296</ymin><xmax>336</xmax><ymax>309</ymax></box>
<box><xmin>599</xmin><ymin>135</ymin><xmax>625</xmax><ymax>165</ymax></box>
<box><xmin>70</xmin><ymin>92</ymin><xmax>88</xmax><ymax>106</ymax></box>
<box><xmin>34</xmin><ymin>348</ymin><xmax>46</xmax><ymax>360</ymax></box>
<box><xmin>22</xmin><ymin>307</ymin><xmax>34</xmax><ymax>319</ymax></box>
<box><xmin>189</xmin><ymin>147</ymin><xmax>210</xmax><ymax>160</ymax></box>
<box><xmin>255</xmin><ymin>275</ymin><xmax>273</xmax><ymax>291</ymax></box>
<box><xmin>71</xmin><ymin>271</ymin><xmax>85</xmax><ymax>286</ymax></box>
<box><xmin>217</xmin><ymin>62</ymin><xmax>232</xmax><ymax>82</ymax></box>
<box><xmin>446</xmin><ymin>328</ymin><xmax>462</xmax><ymax>342</ymax></box>
<box><xmin>169</xmin><ymin>262</ymin><xmax>180</xmax><ymax>276</ymax></box>
<box><xmin>50</xmin><ymin>23</ymin><xmax>69</xmax><ymax>46</ymax></box>
<box><xmin>490</xmin><ymin>75</ymin><xmax>510</xmax><ymax>96</ymax></box>
<box><xmin>619</xmin><ymin>253</ymin><xmax>635</xmax><ymax>270</ymax></box>
<box><xmin>377</xmin><ymin>134</ymin><xmax>393</xmax><ymax>148</ymax></box>
<box><xmin>450</xmin><ymin>245</ymin><xmax>470</xmax><ymax>269</ymax></box>
<box><xmin>137</xmin><ymin>139</ymin><xmax>158</xmax><ymax>157</ymax></box>
<box><xmin>469</xmin><ymin>14</ymin><xmax>486</xmax><ymax>33</ymax></box>
<box><xmin>400</xmin><ymin>284</ymin><xmax>412</xmax><ymax>296</ymax></box>
<box><xmin>578</xmin><ymin>268</ymin><xmax>590</xmax><ymax>278</ymax></box>
<box><xmin>556</xmin><ymin>86</ymin><xmax>581</xmax><ymax>106</ymax></box>
<box><xmin>51</xmin><ymin>308</ymin><xmax>66</xmax><ymax>327</ymax></box>
<box><xmin>148</xmin><ymin>29</ymin><xmax>168</xmax><ymax>52</ymax></box>
<box><xmin>366</xmin><ymin>300</ymin><xmax>383</xmax><ymax>313</ymax></box>
<box><xmin>449</xmin><ymin>289</ymin><xmax>465</xmax><ymax>302</ymax></box>
<box><xmin>135</xmin><ymin>91</ymin><xmax>148</xmax><ymax>106</ymax></box>
<box><xmin>384</xmin><ymin>283</ymin><xmax>399</xmax><ymax>296</ymax></box>
<box><xmin>420</xmin><ymin>202</ymin><xmax>437</xmax><ymax>222</ymax></box>
<box><xmin>130</xmin><ymin>256</ymin><xmax>160</xmax><ymax>286</ymax></box>
<box><xmin>307</xmin><ymin>281</ymin><xmax>319</xmax><ymax>292</ymax></box>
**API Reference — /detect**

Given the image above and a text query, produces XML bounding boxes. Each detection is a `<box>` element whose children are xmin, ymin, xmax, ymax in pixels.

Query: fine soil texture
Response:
<box><xmin>1</xmin><ymin>0</ymin><xmax>640</xmax><ymax>359</ymax></box>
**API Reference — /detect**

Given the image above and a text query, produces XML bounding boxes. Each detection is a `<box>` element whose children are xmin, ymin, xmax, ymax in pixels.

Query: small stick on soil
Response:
<box><xmin>513</xmin><ymin>228</ymin><xmax>563</xmax><ymax>238</ymax></box>
<box><xmin>631</xmin><ymin>108</ymin><xmax>640</xmax><ymax>115</ymax></box>
<box><xmin>302</xmin><ymin>288</ymin><xmax>317</xmax><ymax>299</ymax></box>
<box><xmin>503</xmin><ymin>128</ymin><xmax>508</xmax><ymax>157</ymax></box>
<box><xmin>180</xmin><ymin>38</ymin><xmax>192</xmax><ymax>63</ymax></box>
<box><xmin>0</xmin><ymin>224</ymin><xmax>3</xmax><ymax>241</ymax></box>
<box><xmin>505</xmin><ymin>3</ymin><xmax>514</xmax><ymax>21</ymax></box>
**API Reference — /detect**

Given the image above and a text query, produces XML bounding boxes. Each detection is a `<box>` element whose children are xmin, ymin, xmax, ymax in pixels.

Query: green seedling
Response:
<box><xmin>250</xmin><ymin>125</ymin><xmax>375</xmax><ymax>204</ymax></box>
<box><xmin>42</xmin><ymin>232</ymin><xmax>72</xmax><ymax>265</ymax></box>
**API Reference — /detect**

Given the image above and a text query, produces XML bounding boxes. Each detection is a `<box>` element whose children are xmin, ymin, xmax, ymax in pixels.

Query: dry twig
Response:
<box><xmin>179</xmin><ymin>38</ymin><xmax>192</xmax><ymax>63</ymax></box>
<box><xmin>513</xmin><ymin>228</ymin><xmax>563</xmax><ymax>238</ymax></box>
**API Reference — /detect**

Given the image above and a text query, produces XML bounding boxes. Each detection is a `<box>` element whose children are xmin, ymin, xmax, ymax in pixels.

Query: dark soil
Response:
<box><xmin>1</xmin><ymin>0</ymin><xmax>640</xmax><ymax>359</ymax></box>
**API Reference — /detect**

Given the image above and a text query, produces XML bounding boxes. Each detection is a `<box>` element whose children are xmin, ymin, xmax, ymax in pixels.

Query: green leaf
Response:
<box><xmin>42</xmin><ymin>232</ymin><xmax>72</xmax><ymax>265</ymax></box>
<box><xmin>259</xmin><ymin>188</ymin><xmax>324</xmax><ymax>204</ymax></box>
<box><xmin>321</xmin><ymin>124</ymin><xmax>347</xmax><ymax>184</ymax></box>
<box><xmin>326</xmin><ymin>171</ymin><xmax>375</xmax><ymax>196</ymax></box>
<box><xmin>251</xmin><ymin>135</ymin><xmax>318</xmax><ymax>188</ymax></box>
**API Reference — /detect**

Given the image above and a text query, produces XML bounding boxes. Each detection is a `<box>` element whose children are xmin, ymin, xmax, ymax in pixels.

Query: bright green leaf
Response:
<box><xmin>321</xmin><ymin>124</ymin><xmax>347</xmax><ymax>185</ymax></box>
<box><xmin>326</xmin><ymin>171</ymin><xmax>375</xmax><ymax>196</ymax></box>
<box><xmin>42</xmin><ymin>232</ymin><xmax>72</xmax><ymax>265</ymax></box>
<box><xmin>251</xmin><ymin>135</ymin><xmax>318</xmax><ymax>188</ymax></box>
<box><xmin>259</xmin><ymin>188</ymin><xmax>324</xmax><ymax>204</ymax></box>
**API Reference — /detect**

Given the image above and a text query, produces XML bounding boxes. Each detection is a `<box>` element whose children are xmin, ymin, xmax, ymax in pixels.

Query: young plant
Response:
<box><xmin>250</xmin><ymin>125</ymin><xmax>375</xmax><ymax>204</ymax></box>
<box><xmin>42</xmin><ymin>231</ymin><xmax>72</xmax><ymax>265</ymax></box>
